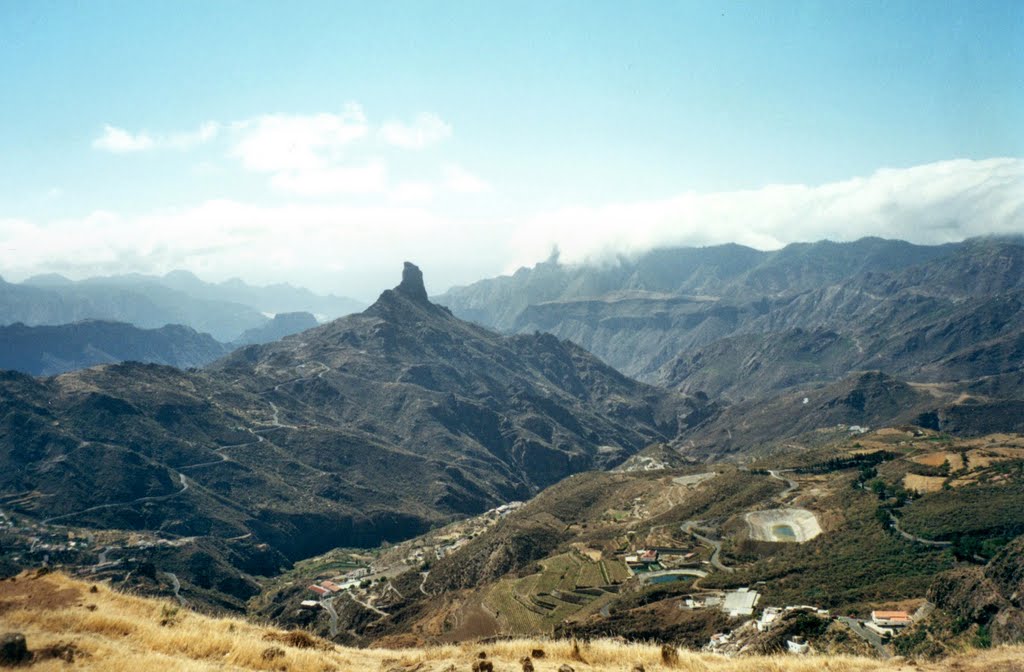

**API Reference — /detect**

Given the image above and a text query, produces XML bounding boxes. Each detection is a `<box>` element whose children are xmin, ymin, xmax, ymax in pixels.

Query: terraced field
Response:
<box><xmin>482</xmin><ymin>551</ymin><xmax>629</xmax><ymax>633</ymax></box>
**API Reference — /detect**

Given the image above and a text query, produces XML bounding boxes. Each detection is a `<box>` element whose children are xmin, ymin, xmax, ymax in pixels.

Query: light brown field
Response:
<box><xmin>903</xmin><ymin>474</ymin><xmax>946</xmax><ymax>493</ymax></box>
<box><xmin>4</xmin><ymin>571</ymin><xmax>1022</xmax><ymax>672</ymax></box>
<box><xmin>912</xmin><ymin>451</ymin><xmax>964</xmax><ymax>470</ymax></box>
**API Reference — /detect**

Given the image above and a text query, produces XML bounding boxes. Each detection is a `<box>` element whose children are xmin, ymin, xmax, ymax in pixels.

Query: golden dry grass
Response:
<box><xmin>912</xmin><ymin>452</ymin><xmax>964</xmax><ymax>471</ymax></box>
<box><xmin>2</xmin><ymin>571</ymin><xmax>1023</xmax><ymax>672</ymax></box>
<box><xmin>903</xmin><ymin>474</ymin><xmax>946</xmax><ymax>494</ymax></box>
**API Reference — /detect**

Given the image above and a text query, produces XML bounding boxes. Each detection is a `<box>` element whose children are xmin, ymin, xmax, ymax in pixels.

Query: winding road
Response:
<box><xmin>350</xmin><ymin>592</ymin><xmax>389</xmax><ymax>617</ymax></box>
<box><xmin>320</xmin><ymin>597</ymin><xmax>339</xmax><ymax>637</ymax></box>
<box><xmin>767</xmin><ymin>470</ymin><xmax>798</xmax><ymax>501</ymax></box>
<box><xmin>888</xmin><ymin>513</ymin><xmax>952</xmax><ymax>548</ymax></box>
<box><xmin>43</xmin><ymin>474</ymin><xmax>190</xmax><ymax>524</ymax></box>
<box><xmin>681</xmin><ymin>521</ymin><xmax>734</xmax><ymax>574</ymax></box>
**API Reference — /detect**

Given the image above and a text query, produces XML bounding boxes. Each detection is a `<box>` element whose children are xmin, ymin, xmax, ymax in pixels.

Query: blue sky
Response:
<box><xmin>1</xmin><ymin>1</ymin><xmax>1022</xmax><ymax>299</ymax></box>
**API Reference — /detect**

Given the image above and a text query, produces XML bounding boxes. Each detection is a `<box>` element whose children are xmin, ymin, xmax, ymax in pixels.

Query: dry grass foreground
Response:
<box><xmin>1</xmin><ymin>571</ymin><xmax>1023</xmax><ymax>672</ymax></box>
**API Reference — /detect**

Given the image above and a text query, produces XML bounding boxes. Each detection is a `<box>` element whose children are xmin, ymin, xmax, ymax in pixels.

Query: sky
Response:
<box><xmin>0</xmin><ymin>1</ymin><xmax>1022</xmax><ymax>300</ymax></box>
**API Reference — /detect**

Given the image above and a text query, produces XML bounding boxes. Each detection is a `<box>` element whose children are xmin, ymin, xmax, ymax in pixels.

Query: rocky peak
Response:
<box><xmin>395</xmin><ymin>262</ymin><xmax>429</xmax><ymax>303</ymax></box>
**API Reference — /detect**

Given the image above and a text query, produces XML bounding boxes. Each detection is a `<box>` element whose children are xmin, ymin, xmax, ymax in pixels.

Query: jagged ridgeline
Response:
<box><xmin>0</xmin><ymin>263</ymin><xmax>695</xmax><ymax>564</ymax></box>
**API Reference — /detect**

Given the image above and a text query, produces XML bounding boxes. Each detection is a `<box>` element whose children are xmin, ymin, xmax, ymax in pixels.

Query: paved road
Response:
<box><xmin>681</xmin><ymin>521</ymin><xmax>734</xmax><ymax>574</ymax></box>
<box><xmin>838</xmin><ymin>616</ymin><xmax>890</xmax><ymax>658</ymax></box>
<box><xmin>889</xmin><ymin>513</ymin><xmax>952</xmax><ymax>548</ymax></box>
<box><xmin>44</xmin><ymin>474</ymin><xmax>190</xmax><ymax>524</ymax></box>
<box><xmin>321</xmin><ymin>597</ymin><xmax>339</xmax><ymax>637</ymax></box>
<box><xmin>768</xmin><ymin>469</ymin><xmax>798</xmax><ymax>500</ymax></box>
<box><xmin>419</xmin><ymin>571</ymin><xmax>430</xmax><ymax>596</ymax></box>
<box><xmin>637</xmin><ymin>568</ymin><xmax>708</xmax><ymax>583</ymax></box>
<box><xmin>350</xmin><ymin>592</ymin><xmax>389</xmax><ymax>617</ymax></box>
<box><xmin>179</xmin><ymin>450</ymin><xmax>232</xmax><ymax>471</ymax></box>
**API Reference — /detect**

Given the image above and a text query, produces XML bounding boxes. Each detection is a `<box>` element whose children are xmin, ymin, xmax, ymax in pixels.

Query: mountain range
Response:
<box><xmin>1</xmin><ymin>238</ymin><xmax>1023</xmax><ymax>656</ymax></box>
<box><xmin>437</xmin><ymin>237</ymin><xmax>1022</xmax><ymax>385</ymax></box>
<box><xmin>1</xmin><ymin>270</ymin><xmax>363</xmax><ymax>342</ymax></box>
<box><xmin>0</xmin><ymin>263</ymin><xmax>687</xmax><ymax>567</ymax></box>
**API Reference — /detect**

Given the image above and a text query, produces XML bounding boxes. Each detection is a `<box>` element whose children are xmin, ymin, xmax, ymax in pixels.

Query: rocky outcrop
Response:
<box><xmin>928</xmin><ymin>567</ymin><xmax>1008</xmax><ymax>625</ymax></box>
<box><xmin>927</xmin><ymin>534</ymin><xmax>1024</xmax><ymax>645</ymax></box>
<box><xmin>396</xmin><ymin>262</ymin><xmax>430</xmax><ymax>303</ymax></box>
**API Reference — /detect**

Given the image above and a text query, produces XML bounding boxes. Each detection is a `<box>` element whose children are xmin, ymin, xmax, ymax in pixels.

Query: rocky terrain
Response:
<box><xmin>1</xmin><ymin>242</ymin><xmax>1023</xmax><ymax>667</ymax></box>
<box><xmin>0</xmin><ymin>264</ymin><xmax>690</xmax><ymax>597</ymax></box>
<box><xmin>438</xmin><ymin>238</ymin><xmax>1024</xmax><ymax>389</ymax></box>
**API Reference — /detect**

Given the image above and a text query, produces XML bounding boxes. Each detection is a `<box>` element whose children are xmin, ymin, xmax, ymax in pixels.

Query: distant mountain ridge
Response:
<box><xmin>0</xmin><ymin>320</ymin><xmax>229</xmax><ymax>376</ymax></box>
<box><xmin>437</xmin><ymin>237</ymin><xmax>1024</xmax><ymax>388</ymax></box>
<box><xmin>436</xmin><ymin>238</ymin><xmax>958</xmax><ymax>332</ymax></box>
<box><xmin>2</xmin><ymin>271</ymin><xmax>364</xmax><ymax>342</ymax></box>
<box><xmin>232</xmin><ymin>312</ymin><xmax>319</xmax><ymax>346</ymax></box>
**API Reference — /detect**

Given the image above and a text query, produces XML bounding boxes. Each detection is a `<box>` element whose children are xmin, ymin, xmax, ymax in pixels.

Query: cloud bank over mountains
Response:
<box><xmin>509</xmin><ymin>157</ymin><xmax>1024</xmax><ymax>269</ymax></box>
<box><xmin>5</xmin><ymin>131</ymin><xmax>1022</xmax><ymax>299</ymax></box>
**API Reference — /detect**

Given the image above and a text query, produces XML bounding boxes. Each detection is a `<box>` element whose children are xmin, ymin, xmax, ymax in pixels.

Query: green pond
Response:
<box><xmin>772</xmin><ymin>524</ymin><xmax>797</xmax><ymax>541</ymax></box>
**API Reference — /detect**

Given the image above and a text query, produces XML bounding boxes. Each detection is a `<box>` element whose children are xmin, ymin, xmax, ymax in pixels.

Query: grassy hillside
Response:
<box><xmin>3</xmin><ymin>570</ymin><xmax>1022</xmax><ymax>671</ymax></box>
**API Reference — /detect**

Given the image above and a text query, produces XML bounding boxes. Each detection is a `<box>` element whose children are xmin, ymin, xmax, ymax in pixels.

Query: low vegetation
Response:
<box><xmin>3</xmin><ymin>571</ymin><xmax>1022</xmax><ymax>671</ymax></box>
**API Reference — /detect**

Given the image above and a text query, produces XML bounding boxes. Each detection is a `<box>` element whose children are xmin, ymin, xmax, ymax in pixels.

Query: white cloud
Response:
<box><xmin>224</xmin><ymin>105</ymin><xmax>385</xmax><ymax>195</ymax></box>
<box><xmin>5</xmin><ymin>158</ymin><xmax>1020</xmax><ymax>300</ymax></box>
<box><xmin>229</xmin><ymin>104</ymin><xmax>368</xmax><ymax>173</ymax></box>
<box><xmin>379</xmin><ymin>113</ymin><xmax>452</xmax><ymax>150</ymax></box>
<box><xmin>92</xmin><ymin>125</ymin><xmax>155</xmax><ymax>153</ymax></box>
<box><xmin>269</xmin><ymin>160</ymin><xmax>387</xmax><ymax>196</ymax></box>
<box><xmin>0</xmin><ymin>200</ymin><xmax>505</xmax><ymax>299</ymax></box>
<box><xmin>89</xmin><ymin>107</ymin><xmax>475</xmax><ymax>198</ymax></box>
<box><xmin>92</xmin><ymin>122</ymin><xmax>219</xmax><ymax>153</ymax></box>
<box><xmin>443</xmin><ymin>163</ymin><xmax>491</xmax><ymax>193</ymax></box>
<box><xmin>165</xmin><ymin>122</ymin><xmax>220</xmax><ymax>150</ymax></box>
<box><xmin>508</xmin><ymin>158</ymin><xmax>1024</xmax><ymax>269</ymax></box>
<box><xmin>391</xmin><ymin>181</ymin><xmax>435</xmax><ymax>202</ymax></box>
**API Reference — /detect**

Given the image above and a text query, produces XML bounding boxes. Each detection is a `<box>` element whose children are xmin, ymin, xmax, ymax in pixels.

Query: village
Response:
<box><xmin>0</xmin><ymin>505</ymin><xmax>196</xmax><ymax>594</ymax></box>
<box><xmin>619</xmin><ymin>545</ymin><xmax>922</xmax><ymax>657</ymax></box>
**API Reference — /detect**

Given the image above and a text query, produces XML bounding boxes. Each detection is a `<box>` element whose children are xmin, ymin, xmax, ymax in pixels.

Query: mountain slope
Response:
<box><xmin>657</xmin><ymin>240</ymin><xmax>1024</xmax><ymax>398</ymax></box>
<box><xmin>440</xmin><ymin>238</ymin><xmax>1023</xmax><ymax>385</ymax></box>
<box><xmin>0</xmin><ymin>320</ymin><xmax>229</xmax><ymax>375</ymax></box>
<box><xmin>0</xmin><ymin>263</ymin><xmax>689</xmax><ymax>565</ymax></box>
<box><xmin>436</xmin><ymin>238</ymin><xmax>956</xmax><ymax>333</ymax></box>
